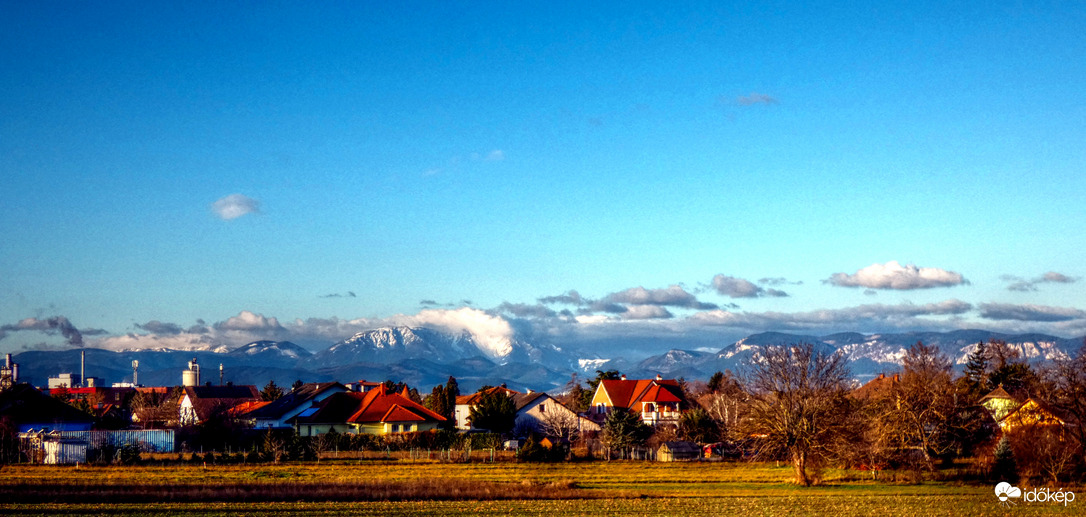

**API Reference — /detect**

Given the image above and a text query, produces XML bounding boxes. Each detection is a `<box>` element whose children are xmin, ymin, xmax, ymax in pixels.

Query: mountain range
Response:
<box><xmin>10</xmin><ymin>327</ymin><xmax>1083</xmax><ymax>393</ymax></box>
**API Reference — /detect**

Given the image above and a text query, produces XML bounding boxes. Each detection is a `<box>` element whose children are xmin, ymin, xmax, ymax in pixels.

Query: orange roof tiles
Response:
<box><xmin>454</xmin><ymin>386</ymin><xmax>520</xmax><ymax>406</ymax></box>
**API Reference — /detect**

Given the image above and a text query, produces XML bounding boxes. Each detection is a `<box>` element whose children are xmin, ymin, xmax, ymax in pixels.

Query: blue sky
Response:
<box><xmin>2</xmin><ymin>2</ymin><xmax>1084</xmax><ymax>356</ymax></box>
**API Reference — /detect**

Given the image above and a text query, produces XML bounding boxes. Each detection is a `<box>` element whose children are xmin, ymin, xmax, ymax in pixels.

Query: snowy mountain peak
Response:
<box><xmin>229</xmin><ymin>340</ymin><xmax>311</xmax><ymax>360</ymax></box>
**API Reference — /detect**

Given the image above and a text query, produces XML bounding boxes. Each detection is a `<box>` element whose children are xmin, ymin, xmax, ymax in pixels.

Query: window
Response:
<box><xmin>539</xmin><ymin>403</ymin><xmax>546</xmax><ymax>413</ymax></box>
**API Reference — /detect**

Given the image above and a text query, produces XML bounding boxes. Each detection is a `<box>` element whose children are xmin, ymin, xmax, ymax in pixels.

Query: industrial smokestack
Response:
<box><xmin>219</xmin><ymin>363</ymin><xmax>224</xmax><ymax>386</ymax></box>
<box><xmin>81</xmin><ymin>349</ymin><xmax>86</xmax><ymax>388</ymax></box>
<box><xmin>132</xmin><ymin>360</ymin><xmax>139</xmax><ymax>386</ymax></box>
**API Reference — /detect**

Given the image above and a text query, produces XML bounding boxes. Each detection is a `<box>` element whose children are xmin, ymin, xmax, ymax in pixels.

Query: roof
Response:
<box><xmin>510</xmin><ymin>391</ymin><xmax>549</xmax><ymax>411</ymax></box>
<box><xmin>230</xmin><ymin>400</ymin><xmax>272</xmax><ymax>416</ymax></box>
<box><xmin>852</xmin><ymin>373</ymin><xmax>899</xmax><ymax>401</ymax></box>
<box><xmin>597</xmin><ymin>379</ymin><xmax>683</xmax><ymax>410</ymax></box>
<box><xmin>346</xmin><ymin>384</ymin><xmax>445</xmax><ymax>424</ymax></box>
<box><xmin>243</xmin><ymin>382</ymin><xmax>346</xmax><ymax>420</ymax></box>
<box><xmin>1000</xmin><ymin>397</ymin><xmax>1065</xmax><ymax>426</ymax></box>
<box><xmin>185</xmin><ymin>385</ymin><xmax>260</xmax><ymax>400</ymax></box>
<box><xmin>294</xmin><ymin>384</ymin><xmax>445</xmax><ymax>426</ymax></box>
<box><xmin>455</xmin><ymin>386</ymin><xmax>520</xmax><ymax>406</ymax></box>
<box><xmin>0</xmin><ymin>384</ymin><xmax>95</xmax><ymax>427</ymax></box>
<box><xmin>979</xmin><ymin>385</ymin><xmax>1017</xmax><ymax>404</ymax></box>
<box><xmin>182</xmin><ymin>385</ymin><xmax>261</xmax><ymax>422</ymax></box>
<box><xmin>659</xmin><ymin>441</ymin><xmax>702</xmax><ymax>453</ymax></box>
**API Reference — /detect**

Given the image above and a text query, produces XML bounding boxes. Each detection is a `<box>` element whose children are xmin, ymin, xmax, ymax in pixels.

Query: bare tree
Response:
<box><xmin>1047</xmin><ymin>341</ymin><xmax>1086</xmax><ymax>466</ymax></box>
<box><xmin>539</xmin><ymin>407</ymin><xmax>581</xmax><ymax>441</ymax></box>
<box><xmin>742</xmin><ymin>343</ymin><xmax>852</xmax><ymax>486</ymax></box>
<box><xmin>131</xmin><ymin>387</ymin><xmax>182</xmax><ymax>428</ymax></box>
<box><xmin>874</xmin><ymin>341</ymin><xmax>961</xmax><ymax>470</ymax></box>
<box><xmin>262</xmin><ymin>429</ymin><xmax>287</xmax><ymax>464</ymax></box>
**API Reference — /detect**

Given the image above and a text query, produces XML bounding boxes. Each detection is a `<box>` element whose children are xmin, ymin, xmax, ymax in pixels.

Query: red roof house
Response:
<box><xmin>292</xmin><ymin>384</ymin><xmax>445</xmax><ymax>436</ymax></box>
<box><xmin>588</xmin><ymin>375</ymin><xmax>684</xmax><ymax>426</ymax></box>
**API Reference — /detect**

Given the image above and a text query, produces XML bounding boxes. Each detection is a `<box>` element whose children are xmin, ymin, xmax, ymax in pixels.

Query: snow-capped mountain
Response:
<box><xmin>228</xmin><ymin>340</ymin><xmax>312</xmax><ymax>364</ymax></box>
<box><xmin>310</xmin><ymin>327</ymin><xmax>478</xmax><ymax>366</ymax></box>
<box><xmin>307</xmin><ymin>326</ymin><xmax>575</xmax><ymax>369</ymax></box>
<box><xmin>13</xmin><ymin>328</ymin><xmax>1083</xmax><ymax>391</ymax></box>
<box><xmin>626</xmin><ymin>330</ymin><xmax>1085</xmax><ymax>382</ymax></box>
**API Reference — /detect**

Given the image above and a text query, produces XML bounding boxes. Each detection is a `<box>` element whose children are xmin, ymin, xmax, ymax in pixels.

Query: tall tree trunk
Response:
<box><xmin>792</xmin><ymin>449</ymin><xmax>811</xmax><ymax>486</ymax></box>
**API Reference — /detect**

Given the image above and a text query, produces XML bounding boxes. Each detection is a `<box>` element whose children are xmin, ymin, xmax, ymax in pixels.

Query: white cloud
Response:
<box><xmin>826</xmin><ymin>261</ymin><xmax>967</xmax><ymax>290</ymax></box>
<box><xmin>403</xmin><ymin>307</ymin><xmax>515</xmax><ymax>359</ymax></box>
<box><xmin>211</xmin><ymin>194</ymin><xmax>260</xmax><ymax>220</ymax></box>
<box><xmin>484</xmin><ymin>149</ymin><xmax>505</xmax><ymax>161</ymax></box>
<box><xmin>214</xmin><ymin>311</ymin><xmax>284</xmax><ymax>332</ymax></box>
<box><xmin>622</xmin><ymin>305</ymin><xmax>673</xmax><ymax>320</ymax></box>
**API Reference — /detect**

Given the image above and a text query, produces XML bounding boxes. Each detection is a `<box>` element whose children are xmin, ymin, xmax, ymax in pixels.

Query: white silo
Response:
<box><xmin>182</xmin><ymin>358</ymin><xmax>201</xmax><ymax>387</ymax></box>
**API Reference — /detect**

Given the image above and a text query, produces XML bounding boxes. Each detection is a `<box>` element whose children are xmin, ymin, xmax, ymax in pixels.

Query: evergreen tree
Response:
<box><xmin>600</xmin><ymin>407</ymin><xmax>653</xmax><ymax>453</ymax></box>
<box><xmin>992</xmin><ymin>435</ymin><xmax>1018</xmax><ymax>482</ymax></box>
<box><xmin>961</xmin><ymin>341</ymin><xmax>989</xmax><ymax>397</ymax></box>
<box><xmin>678</xmin><ymin>408</ymin><xmax>721</xmax><ymax>443</ymax></box>
<box><xmin>424</xmin><ymin>377</ymin><xmax>459</xmax><ymax>430</ymax></box>
<box><xmin>563</xmin><ymin>374</ymin><xmax>589</xmax><ymax>413</ymax></box>
<box><xmin>261</xmin><ymin>380</ymin><xmax>284</xmax><ymax>401</ymax></box>
<box><xmin>468</xmin><ymin>390</ymin><xmax>517</xmax><ymax>434</ymax></box>
<box><xmin>707</xmin><ymin>371</ymin><xmax>725</xmax><ymax>393</ymax></box>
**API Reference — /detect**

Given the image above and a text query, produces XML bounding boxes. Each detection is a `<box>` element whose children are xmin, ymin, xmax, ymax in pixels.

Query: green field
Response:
<box><xmin>1</xmin><ymin>461</ymin><xmax>1080</xmax><ymax>516</ymax></box>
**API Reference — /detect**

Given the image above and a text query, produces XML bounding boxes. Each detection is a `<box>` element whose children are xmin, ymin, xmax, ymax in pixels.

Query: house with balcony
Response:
<box><xmin>588</xmin><ymin>375</ymin><xmax>685</xmax><ymax>427</ymax></box>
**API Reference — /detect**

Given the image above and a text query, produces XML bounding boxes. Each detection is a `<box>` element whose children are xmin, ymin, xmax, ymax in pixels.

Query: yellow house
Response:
<box><xmin>979</xmin><ymin>385</ymin><xmax>1019</xmax><ymax>422</ymax></box>
<box><xmin>998</xmin><ymin>398</ymin><xmax>1064</xmax><ymax>432</ymax></box>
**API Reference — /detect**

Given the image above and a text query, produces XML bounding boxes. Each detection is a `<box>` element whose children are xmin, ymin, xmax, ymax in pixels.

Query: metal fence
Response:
<box><xmin>57</xmin><ymin>429</ymin><xmax>175</xmax><ymax>453</ymax></box>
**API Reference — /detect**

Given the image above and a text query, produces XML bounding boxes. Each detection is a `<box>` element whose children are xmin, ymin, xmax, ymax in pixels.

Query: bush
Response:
<box><xmin>246</xmin><ymin>449</ymin><xmax>264</xmax><ymax>463</ymax></box>
<box><xmin>119</xmin><ymin>444</ymin><xmax>141</xmax><ymax>465</ymax></box>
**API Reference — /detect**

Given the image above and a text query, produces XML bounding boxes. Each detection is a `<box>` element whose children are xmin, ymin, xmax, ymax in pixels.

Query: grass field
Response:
<box><xmin>1</xmin><ymin>460</ymin><xmax>1080</xmax><ymax>516</ymax></box>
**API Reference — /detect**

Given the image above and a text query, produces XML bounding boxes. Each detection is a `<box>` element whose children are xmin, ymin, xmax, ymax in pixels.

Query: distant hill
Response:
<box><xmin>10</xmin><ymin>329</ymin><xmax>1083</xmax><ymax>390</ymax></box>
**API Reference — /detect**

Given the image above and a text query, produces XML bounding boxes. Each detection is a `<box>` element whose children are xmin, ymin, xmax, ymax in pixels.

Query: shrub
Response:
<box><xmin>119</xmin><ymin>444</ymin><xmax>141</xmax><ymax>465</ymax></box>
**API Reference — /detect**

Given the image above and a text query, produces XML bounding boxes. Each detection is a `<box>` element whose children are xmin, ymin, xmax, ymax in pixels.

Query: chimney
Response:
<box><xmin>893</xmin><ymin>373</ymin><xmax>899</xmax><ymax>382</ymax></box>
<box><xmin>620</xmin><ymin>374</ymin><xmax>626</xmax><ymax>381</ymax></box>
<box><xmin>878</xmin><ymin>373</ymin><xmax>885</xmax><ymax>379</ymax></box>
<box><xmin>655</xmin><ymin>374</ymin><xmax>662</xmax><ymax>381</ymax></box>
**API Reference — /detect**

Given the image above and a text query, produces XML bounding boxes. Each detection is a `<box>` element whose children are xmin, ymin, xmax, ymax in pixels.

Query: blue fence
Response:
<box><xmin>57</xmin><ymin>429</ymin><xmax>175</xmax><ymax>453</ymax></box>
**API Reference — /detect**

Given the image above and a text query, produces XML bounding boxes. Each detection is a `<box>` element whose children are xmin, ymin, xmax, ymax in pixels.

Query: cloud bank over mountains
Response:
<box><xmin>2</xmin><ymin>262</ymin><xmax>1083</xmax><ymax>356</ymax></box>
